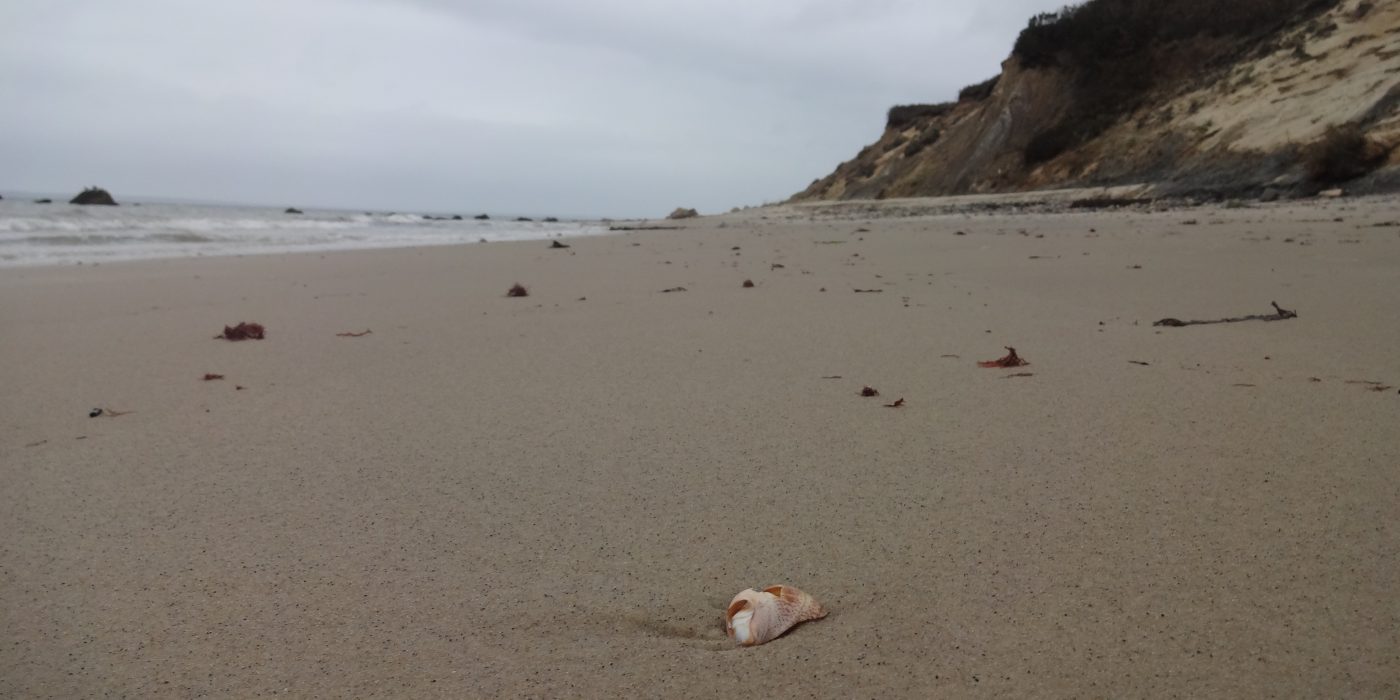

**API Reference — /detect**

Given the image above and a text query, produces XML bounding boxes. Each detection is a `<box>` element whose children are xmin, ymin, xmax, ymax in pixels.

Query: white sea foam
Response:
<box><xmin>0</xmin><ymin>199</ymin><xmax>608</xmax><ymax>266</ymax></box>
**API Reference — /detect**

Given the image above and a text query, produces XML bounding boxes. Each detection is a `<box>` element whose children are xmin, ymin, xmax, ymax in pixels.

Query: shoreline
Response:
<box><xmin>5</xmin><ymin>184</ymin><xmax>1392</xmax><ymax>271</ymax></box>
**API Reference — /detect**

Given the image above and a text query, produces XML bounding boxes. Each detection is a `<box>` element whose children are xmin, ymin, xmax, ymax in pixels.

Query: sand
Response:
<box><xmin>2</xmin><ymin>193</ymin><xmax>1399</xmax><ymax>697</ymax></box>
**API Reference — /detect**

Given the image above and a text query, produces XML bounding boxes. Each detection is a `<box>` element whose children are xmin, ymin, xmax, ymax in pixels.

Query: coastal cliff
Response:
<box><xmin>792</xmin><ymin>0</ymin><xmax>1400</xmax><ymax>201</ymax></box>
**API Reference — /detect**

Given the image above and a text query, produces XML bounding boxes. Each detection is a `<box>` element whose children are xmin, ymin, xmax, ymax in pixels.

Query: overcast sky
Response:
<box><xmin>0</xmin><ymin>0</ymin><xmax>1065</xmax><ymax>218</ymax></box>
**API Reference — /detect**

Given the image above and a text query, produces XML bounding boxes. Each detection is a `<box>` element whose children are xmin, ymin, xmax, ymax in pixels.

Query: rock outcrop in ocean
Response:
<box><xmin>70</xmin><ymin>187</ymin><xmax>118</xmax><ymax>205</ymax></box>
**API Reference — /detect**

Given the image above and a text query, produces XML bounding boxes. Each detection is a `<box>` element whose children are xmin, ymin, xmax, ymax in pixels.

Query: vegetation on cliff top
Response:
<box><xmin>886</xmin><ymin>103</ymin><xmax>954</xmax><ymax>130</ymax></box>
<box><xmin>1014</xmin><ymin>0</ymin><xmax>1343</xmax><ymax>164</ymax></box>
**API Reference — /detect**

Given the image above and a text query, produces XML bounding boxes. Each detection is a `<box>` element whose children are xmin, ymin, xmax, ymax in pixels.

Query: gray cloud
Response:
<box><xmin>0</xmin><ymin>0</ymin><xmax>1064</xmax><ymax>217</ymax></box>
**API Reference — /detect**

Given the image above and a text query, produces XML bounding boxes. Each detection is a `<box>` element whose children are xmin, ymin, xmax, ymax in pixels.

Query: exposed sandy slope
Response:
<box><xmin>2</xmin><ymin>195</ymin><xmax>1399</xmax><ymax>697</ymax></box>
<box><xmin>1181</xmin><ymin>0</ymin><xmax>1400</xmax><ymax>154</ymax></box>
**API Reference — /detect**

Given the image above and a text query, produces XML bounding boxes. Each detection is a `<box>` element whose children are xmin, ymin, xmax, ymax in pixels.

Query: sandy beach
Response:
<box><xmin>2</xmin><ymin>194</ymin><xmax>1398</xmax><ymax>697</ymax></box>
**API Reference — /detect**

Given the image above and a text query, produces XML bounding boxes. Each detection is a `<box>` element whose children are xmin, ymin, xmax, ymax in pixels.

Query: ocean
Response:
<box><xmin>0</xmin><ymin>196</ymin><xmax>609</xmax><ymax>267</ymax></box>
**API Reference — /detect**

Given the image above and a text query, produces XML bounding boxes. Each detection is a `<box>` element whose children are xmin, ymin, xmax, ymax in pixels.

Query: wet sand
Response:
<box><xmin>2</xmin><ymin>194</ymin><xmax>1398</xmax><ymax>697</ymax></box>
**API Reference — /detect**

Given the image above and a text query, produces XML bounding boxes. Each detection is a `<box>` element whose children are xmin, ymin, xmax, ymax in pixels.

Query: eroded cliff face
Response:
<box><xmin>795</xmin><ymin>60</ymin><xmax>1073</xmax><ymax>201</ymax></box>
<box><xmin>793</xmin><ymin>0</ymin><xmax>1400</xmax><ymax>202</ymax></box>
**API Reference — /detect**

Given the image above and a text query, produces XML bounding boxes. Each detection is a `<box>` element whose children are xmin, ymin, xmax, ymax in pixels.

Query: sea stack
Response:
<box><xmin>69</xmin><ymin>187</ymin><xmax>118</xmax><ymax>205</ymax></box>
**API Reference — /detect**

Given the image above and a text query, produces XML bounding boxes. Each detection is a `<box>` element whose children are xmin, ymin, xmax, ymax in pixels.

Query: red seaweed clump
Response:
<box><xmin>218</xmin><ymin>322</ymin><xmax>265</xmax><ymax>341</ymax></box>
<box><xmin>507</xmin><ymin>283</ymin><xmax>530</xmax><ymax>297</ymax></box>
<box><xmin>978</xmin><ymin>347</ymin><xmax>1028</xmax><ymax>368</ymax></box>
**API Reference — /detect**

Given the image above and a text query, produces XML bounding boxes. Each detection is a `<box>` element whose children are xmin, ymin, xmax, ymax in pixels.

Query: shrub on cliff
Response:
<box><xmin>902</xmin><ymin>129</ymin><xmax>942</xmax><ymax>158</ymax></box>
<box><xmin>1024</xmin><ymin>124</ymin><xmax>1078</xmax><ymax>165</ymax></box>
<box><xmin>886</xmin><ymin>103</ymin><xmax>953</xmax><ymax>130</ymax></box>
<box><xmin>957</xmin><ymin>76</ymin><xmax>1000</xmax><ymax>102</ymax></box>
<box><xmin>1304</xmin><ymin>124</ymin><xmax>1386</xmax><ymax>183</ymax></box>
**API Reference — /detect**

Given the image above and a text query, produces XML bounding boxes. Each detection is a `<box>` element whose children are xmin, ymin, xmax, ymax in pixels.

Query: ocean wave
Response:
<box><xmin>0</xmin><ymin>200</ymin><xmax>608</xmax><ymax>266</ymax></box>
<box><xmin>0</xmin><ymin>216</ymin><xmax>384</xmax><ymax>235</ymax></box>
<box><xmin>0</xmin><ymin>232</ymin><xmax>220</xmax><ymax>246</ymax></box>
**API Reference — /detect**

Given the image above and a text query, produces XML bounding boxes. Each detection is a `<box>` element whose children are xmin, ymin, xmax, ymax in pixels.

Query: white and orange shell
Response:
<box><xmin>724</xmin><ymin>585</ymin><xmax>827</xmax><ymax>646</ymax></box>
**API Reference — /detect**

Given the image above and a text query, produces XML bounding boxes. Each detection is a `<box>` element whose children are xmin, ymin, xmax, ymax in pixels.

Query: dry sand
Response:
<box><xmin>2</xmin><ymin>194</ymin><xmax>1399</xmax><ymax>697</ymax></box>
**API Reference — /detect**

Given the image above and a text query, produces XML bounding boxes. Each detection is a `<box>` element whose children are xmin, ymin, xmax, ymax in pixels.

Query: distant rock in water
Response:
<box><xmin>285</xmin><ymin>207</ymin><xmax>303</xmax><ymax>215</ymax></box>
<box><xmin>474</xmin><ymin>214</ymin><xmax>490</xmax><ymax>220</ymax></box>
<box><xmin>70</xmin><ymin>187</ymin><xmax>117</xmax><ymax>206</ymax></box>
<box><xmin>667</xmin><ymin>207</ymin><xmax>699</xmax><ymax>219</ymax></box>
<box><xmin>516</xmin><ymin>216</ymin><xmax>533</xmax><ymax>222</ymax></box>
<box><xmin>544</xmin><ymin>217</ymin><xmax>559</xmax><ymax>222</ymax></box>
<box><xmin>451</xmin><ymin>214</ymin><xmax>463</xmax><ymax>220</ymax></box>
<box><xmin>34</xmin><ymin>198</ymin><xmax>52</xmax><ymax>204</ymax></box>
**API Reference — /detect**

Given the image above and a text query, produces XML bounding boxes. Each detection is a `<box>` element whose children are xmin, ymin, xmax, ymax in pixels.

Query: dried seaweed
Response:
<box><xmin>742</xmin><ymin>280</ymin><xmax>755</xmax><ymax>288</ymax></box>
<box><xmin>336</xmin><ymin>329</ymin><xmax>372</xmax><ymax>337</ymax></box>
<box><xmin>218</xmin><ymin>322</ymin><xmax>265</xmax><ymax>340</ymax></box>
<box><xmin>507</xmin><ymin>283</ymin><xmax>529</xmax><ymax>297</ymax></box>
<box><xmin>202</xmin><ymin>373</ymin><xmax>225</xmax><ymax>381</ymax></box>
<box><xmin>979</xmin><ymin>347</ymin><xmax>1029</xmax><ymax>368</ymax></box>
<box><xmin>661</xmin><ymin>287</ymin><xmax>687</xmax><ymax>293</ymax></box>
<box><xmin>860</xmin><ymin>386</ymin><xmax>880</xmax><ymax>397</ymax></box>
<box><xmin>884</xmin><ymin>398</ymin><xmax>905</xmax><ymax>407</ymax></box>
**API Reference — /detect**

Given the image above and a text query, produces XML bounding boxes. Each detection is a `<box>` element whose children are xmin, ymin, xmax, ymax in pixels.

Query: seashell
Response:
<box><xmin>724</xmin><ymin>584</ymin><xmax>827</xmax><ymax>646</ymax></box>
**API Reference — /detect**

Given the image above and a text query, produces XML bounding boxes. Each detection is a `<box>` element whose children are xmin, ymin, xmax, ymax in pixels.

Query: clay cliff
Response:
<box><xmin>792</xmin><ymin>0</ymin><xmax>1400</xmax><ymax>202</ymax></box>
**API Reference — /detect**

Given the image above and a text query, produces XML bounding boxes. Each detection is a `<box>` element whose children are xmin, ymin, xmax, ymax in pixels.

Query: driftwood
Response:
<box><xmin>1154</xmin><ymin>302</ymin><xmax>1297</xmax><ymax>328</ymax></box>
